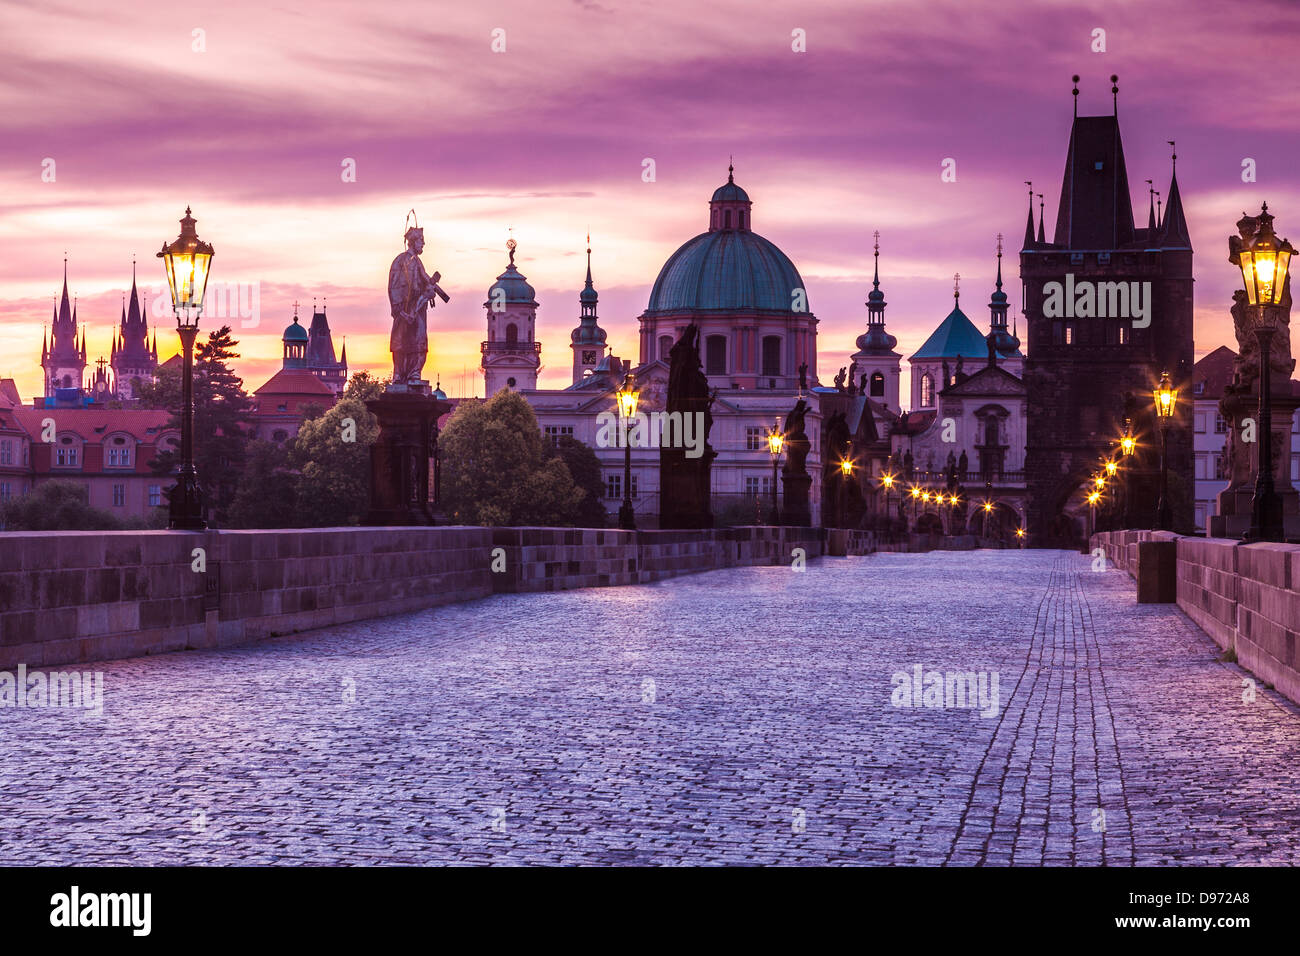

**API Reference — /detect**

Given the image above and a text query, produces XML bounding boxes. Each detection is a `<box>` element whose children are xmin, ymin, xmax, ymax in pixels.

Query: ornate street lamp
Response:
<box><xmin>1234</xmin><ymin>203</ymin><xmax>1294</xmax><ymax>542</ymax></box>
<box><xmin>1153</xmin><ymin>370</ymin><xmax>1178</xmax><ymax>530</ymax></box>
<box><xmin>766</xmin><ymin>421</ymin><xmax>784</xmax><ymax>525</ymax></box>
<box><xmin>615</xmin><ymin>373</ymin><xmax>638</xmax><ymax>531</ymax></box>
<box><xmin>157</xmin><ymin>206</ymin><xmax>213</xmax><ymax>530</ymax></box>
<box><xmin>837</xmin><ymin>457</ymin><xmax>853</xmax><ymax>530</ymax></box>
<box><xmin>880</xmin><ymin>471</ymin><xmax>895</xmax><ymax>535</ymax></box>
<box><xmin>1086</xmin><ymin>489</ymin><xmax>1102</xmax><ymax>541</ymax></box>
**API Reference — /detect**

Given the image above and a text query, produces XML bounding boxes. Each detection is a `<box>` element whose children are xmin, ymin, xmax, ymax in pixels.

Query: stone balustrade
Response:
<box><xmin>1091</xmin><ymin>530</ymin><xmax>1300</xmax><ymax>706</ymax></box>
<box><xmin>0</xmin><ymin>524</ymin><xmax>859</xmax><ymax>668</ymax></box>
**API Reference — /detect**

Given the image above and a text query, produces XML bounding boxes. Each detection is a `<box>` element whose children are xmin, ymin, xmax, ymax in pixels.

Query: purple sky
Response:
<box><xmin>3</xmin><ymin>0</ymin><xmax>1298</xmax><ymax>401</ymax></box>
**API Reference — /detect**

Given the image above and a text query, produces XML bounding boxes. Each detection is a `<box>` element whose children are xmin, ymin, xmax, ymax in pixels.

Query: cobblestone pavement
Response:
<box><xmin>2</xmin><ymin>549</ymin><xmax>1298</xmax><ymax>865</ymax></box>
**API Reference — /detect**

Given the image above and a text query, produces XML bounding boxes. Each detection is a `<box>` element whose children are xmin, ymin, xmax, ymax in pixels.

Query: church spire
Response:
<box><xmin>855</xmin><ymin>231</ymin><xmax>897</xmax><ymax>356</ymax></box>
<box><xmin>1036</xmin><ymin>193</ymin><xmax>1046</xmax><ymax>243</ymax></box>
<box><xmin>1146</xmin><ymin>179</ymin><xmax>1156</xmax><ymax>232</ymax></box>
<box><xmin>1160</xmin><ymin>140</ymin><xmax>1191</xmax><ymax>249</ymax></box>
<box><xmin>570</xmin><ymin>233</ymin><xmax>608</xmax><ymax>384</ymax></box>
<box><xmin>1023</xmin><ymin>181</ymin><xmax>1036</xmax><ymax>248</ymax></box>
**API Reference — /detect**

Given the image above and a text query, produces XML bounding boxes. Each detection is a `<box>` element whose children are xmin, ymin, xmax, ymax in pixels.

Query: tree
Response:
<box><xmin>0</xmin><ymin>480</ymin><xmax>123</xmax><ymax>530</ymax></box>
<box><xmin>440</xmin><ymin>390</ymin><xmax>585</xmax><ymax>526</ymax></box>
<box><xmin>549</xmin><ymin>435</ymin><xmax>606</xmax><ymax>528</ymax></box>
<box><xmin>288</xmin><ymin>372</ymin><xmax>383</xmax><ymax>526</ymax></box>
<box><xmin>227</xmin><ymin>440</ymin><xmax>298</xmax><ymax>528</ymax></box>
<box><xmin>145</xmin><ymin>326</ymin><xmax>253</xmax><ymax>526</ymax></box>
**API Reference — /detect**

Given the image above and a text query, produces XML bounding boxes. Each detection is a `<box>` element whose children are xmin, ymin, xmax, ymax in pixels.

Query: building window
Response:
<box><xmin>112</xmin><ymin>484</ymin><xmax>125</xmax><ymax>507</ymax></box>
<box><xmin>1195</xmin><ymin>504</ymin><xmax>1206</xmax><ymax>528</ymax></box>
<box><xmin>1214</xmin><ymin>454</ymin><xmax>1226</xmax><ymax>480</ymax></box>
<box><xmin>505</xmin><ymin>323</ymin><xmax>518</xmax><ymax>344</ymax></box>
<box><xmin>0</xmin><ymin>439</ymin><xmax>11</xmax><ymax>465</ymax></box>
<box><xmin>1194</xmin><ymin>381</ymin><xmax>1205</xmax><ymax>395</ymax></box>
<box><xmin>544</xmin><ymin>425</ymin><xmax>574</xmax><ymax>441</ymax></box>
<box><xmin>0</xmin><ymin>482</ymin><xmax>9</xmax><ymax>501</ymax></box>
<box><xmin>761</xmin><ymin>336</ymin><xmax>782</xmax><ymax>377</ymax></box>
<box><xmin>1194</xmin><ymin>413</ymin><xmax>1206</xmax><ymax>434</ymax></box>
<box><xmin>1064</xmin><ymin>324</ymin><xmax>1075</xmax><ymax>345</ymax></box>
<box><xmin>724</xmin><ymin>210</ymin><xmax>732</xmax><ymax>229</ymax></box>
<box><xmin>705</xmin><ymin>335</ymin><xmax>727</xmax><ymax>375</ymax></box>
<box><xmin>870</xmin><ymin>372</ymin><xmax>885</xmax><ymax>397</ymax></box>
<box><xmin>606</xmin><ymin>474</ymin><xmax>621</xmax><ymax>499</ymax></box>
<box><xmin>1214</xmin><ymin>413</ymin><xmax>1228</xmax><ymax>434</ymax></box>
<box><xmin>658</xmin><ymin>335</ymin><xmax>673</xmax><ymax>360</ymax></box>
<box><xmin>746</xmin><ymin>427</ymin><xmax>766</xmax><ymax>451</ymax></box>
<box><xmin>920</xmin><ymin>374</ymin><xmax>934</xmax><ymax>408</ymax></box>
<box><xmin>1118</xmin><ymin>325</ymin><xmax>1129</xmax><ymax>345</ymax></box>
<box><xmin>55</xmin><ymin>445</ymin><xmax>78</xmax><ymax>467</ymax></box>
<box><xmin>148</xmin><ymin>485</ymin><xmax>162</xmax><ymax>507</ymax></box>
<box><xmin>745</xmin><ymin>475</ymin><xmax>774</xmax><ymax>496</ymax></box>
<box><xmin>108</xmin><ymin>445</ymin><xmax>132</xmax><ymax>467</ymax></box>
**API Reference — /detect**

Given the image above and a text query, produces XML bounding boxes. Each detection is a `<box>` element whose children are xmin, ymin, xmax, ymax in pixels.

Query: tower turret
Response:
<box><xmin>570</xmin><ymin>236</ymin><xmax>608</xmax><ymax>384</ymax></box>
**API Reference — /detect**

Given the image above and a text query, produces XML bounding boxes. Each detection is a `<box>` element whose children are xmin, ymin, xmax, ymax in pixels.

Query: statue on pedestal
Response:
<box><xmin>366</xmin><ymin>213</ymin><xmax>454</xmax><ymax>526</ymax></box>
<box><xmin>659</xmin><ymin>324</ymin><xmax>718</xmax><ymax>529</ymax></box>
<box><xmin>781</xmin><ymin>398</ymin><xmax>813</xmax><ymax>526</ymax></box>
<box><xmin>387</xmin><ymin>211</ymin><xmax>450</xmax><ymax>389</ymax></box>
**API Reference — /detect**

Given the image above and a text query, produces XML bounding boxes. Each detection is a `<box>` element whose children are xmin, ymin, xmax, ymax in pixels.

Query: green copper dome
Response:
<box><xmin>645</xmin><ymin>230</ymin><xmax>806</xmax><ymax>314</ymax></box>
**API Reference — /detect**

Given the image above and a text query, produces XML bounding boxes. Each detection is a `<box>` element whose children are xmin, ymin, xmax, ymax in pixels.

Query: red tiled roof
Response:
<box><xmin>0</xmin><ymin>379</ymin><xmax>21</xmax><ymax>407</ymax></box>
<box><xmin>1192</xmin><ymin>346</ymin><xmax>1237</xmax><ymax>400</ymax></box>
<box><xmin>254</xmin><ymin>369</ymin><xmax>336</xmax><ymax>396</ymax></box>
<box><xmin>10</xmin><ymin>407</ymin><xmax>173</xmax><ymax>442</ymax></box>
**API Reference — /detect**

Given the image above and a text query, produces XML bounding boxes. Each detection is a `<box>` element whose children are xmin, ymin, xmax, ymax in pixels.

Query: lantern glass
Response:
<box><xmin>616</xmin><ymin>378</ymin><xmax>638</xmax><ymax>419</ymax></box>
<box><xmin>157</xmin><ymin>207</ymin><xmax>214</xmax><ymax>325</ymax></box>
<box><xmin>767</xmin><ymin>431</ymin><xmax>784</xmax><ymax>456</ymax></box>
<box><xmin>1154</xmin><ymin>373</ymin><xmax>1177</xmax><ymax>419</ymax></box>
<box><xmin>840</xmin><ymin>459</ymin><xmax>852</xmax><ymax>476</ymax></box>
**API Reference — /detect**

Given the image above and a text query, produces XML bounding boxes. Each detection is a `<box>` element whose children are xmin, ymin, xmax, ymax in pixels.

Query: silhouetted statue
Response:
<box><xmin>659</xmin><ymin>323</ymin><xmax>717</xmax><ymax>529</ymax></box>
<box><xmin>833</xmin><ymin>367</ymin><xmax>846</xmax><ymax>393</ymax></box>
<box><xmin>958</xmin><ymin>450</ymin><xmax>968</xmax><ymax>479</ymax></box>
<box><xmin>860</xmin><ymin>373</ymin><xmax>869</xmax><ymax>396</ymax></box>
<box><xmin>781</xmin><ymin>398</ymin><xmax>812</xmax><ymax>526</ymax></box>
<box><xmin>955</xmin><ymin>355</ymin><xmax>965</xmax><ymax>380</ymax></box>
<box><xmin>904</xmin><ymin>450</ymin><xmax>914</xmax><ymax>482</ymax></box>
<box><xmin>798</xmin><ymin>362</ymin><xmax>808</xmax><ymax>390</ymax></box>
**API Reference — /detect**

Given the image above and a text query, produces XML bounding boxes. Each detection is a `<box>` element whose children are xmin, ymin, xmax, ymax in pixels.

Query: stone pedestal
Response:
<box><xmin>1212</xmin><ymin>372</ymin><xmax>1300</xmax><ymax>539</ymax></box>
<box><xmin>365</xmin><ymin>389</ymin><xmax>453</xmax><ymax>526</ymax></box>
<box><xmin>781</xmin><ymin>470</ymin><xmax>812</xmax><ymax>527</ymax></box>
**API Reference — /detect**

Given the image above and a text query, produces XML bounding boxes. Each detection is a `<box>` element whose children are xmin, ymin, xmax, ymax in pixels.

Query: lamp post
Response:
<box><xmin>1086</xmin><ymin>489</ymin><xmax>1101</xmax><ymax>542</ymax></box>
<box><xmin>1234</xmin><ymin>203</ymin><xmax>1294</xmax><ymax>543</ymax></box>
<box><xmin>1117</xmin><ymin>423</ymin><xmax>1136</xmax><ymax>528</ymax></box>
<box><xmin>880</xmin><ymin>471</ymin><xmax>895</xmax><ymax>537</ymax></box>
<box><xmin>616</xmin><ymin>373</ymin><xmax>638</xmax><ymax>531</ymax></box>
<box><xmin>1153</xmin><ymin>371</ymin><xmax>1178</xmax><ymax>531</ymax></box>
<box><xmin>766</xmin><ymin>421</ymin><xmax>784</xmax><ymax>525</ymax></box>
<box><xmin>157</xmin><ymin>207</ymin><xmax>213</xmax><ymax>531</ymax></box>
<box><xmin>838</xmin><ymin>457</ymin><xmax>853</xmax><ymax>529</ymax></box>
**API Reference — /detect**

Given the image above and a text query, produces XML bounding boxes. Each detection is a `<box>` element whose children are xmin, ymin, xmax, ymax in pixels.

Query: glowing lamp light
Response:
<box><xmin>910</xmin><ymin>486</ymin><xmax>921</xmax><ymax>499</ymax></box>
<box><xmin>881</xmin><ymin>473</ymin><xmax>895</xmax><ymax>489</ymax></box>
<box><xmin>1235</xmin><ymin>205</ymin><xmax>1294</xmax><ymax>307</ymax></box>
<box><xmin>1105</xmin><ymin>460</ymin><xmax>1118</xmax><ymax>476</ymax></box>
<box><xmin>767</xmin><ymin>429</ymin><xmax>785</xmax><ymax>456</ymax></box>
<box><xmin>615</xmin><ymin>374</ymin><xmax>639</xmax><ymax>419</ymax></box>
<box><xmin>1087</xmin><ymin>491</ymin><xmax>1101</xmax><ymax>505</ymax></box>
<box><xmin>157</xmin><ymin>206</ymin><xmax>214</xmax><ymax>327</ymax></box>
<box><xmin>1154</xmin><ymin>371</ymin><xmax>1178</xmax><ymax>421</ymax></box>
<box><xmin>840</xmin><ymin>458</ymin><xmax>853</xmax><ymax>477</ymax></box>
<box><xmin>983</xmin><ymin>501</ymin><xmax>994</xmax><ymax>513</ymax></box>
<box><xmin>1015</xmin><ymin>527</ymin><xmax>1026</xmax><ymax>538</ymax></box>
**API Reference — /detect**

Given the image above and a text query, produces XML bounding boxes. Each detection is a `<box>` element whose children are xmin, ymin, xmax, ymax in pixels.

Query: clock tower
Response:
<box><xmin>570</xmin><ymin>238</ymin><xmax>608</xmax><ymax>384</ymax></box>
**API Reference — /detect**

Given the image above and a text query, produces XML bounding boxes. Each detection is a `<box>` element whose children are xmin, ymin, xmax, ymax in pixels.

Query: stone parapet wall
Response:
<box><xmin>0</xmin><ymin>524</ymin><xmax>859</xmax><ymax>668</ymax></box>
<box><xmin>1091</xmin><ymin>530</ymin><xmax>1300</xmax><ymax>706</ymax></box>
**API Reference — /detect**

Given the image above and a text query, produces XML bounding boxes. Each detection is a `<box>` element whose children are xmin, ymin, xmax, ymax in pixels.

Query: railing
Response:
<box><xmin>481</xmin><ymin>341</ymin><xmax>542</xmax><ymax>355</ymax></box>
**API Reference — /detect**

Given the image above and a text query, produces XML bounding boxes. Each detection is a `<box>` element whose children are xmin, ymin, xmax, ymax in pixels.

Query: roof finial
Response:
<box><xmin>1167</xmin><ymin>139</ymin><xmax>1177</xmax><ymax>173</ymax></box>
<box><xmin>507</xmin><ymin>226</ymin><xmax>516</xmax><ymax>265</ymax></box>
<box><xmin>728</xmin><ymin>156</ymin><xmax>734</xmax><ymax>183</ymax></box>
<box><xmin>1156</xmin><ymin>190</ymin><xmax>1162</xmax><ymax>226</ymax></box>
<box><xmin>872</xmin><ymin>230</ymin><xmax>881</xmax><ymax>289</ymax></box>
<box><xmin>995</xmin><ymin>233</ymin><xmax>1004</xmax><ymax>289</ymax></box>
<box><xmin>293</xmin><ymin>300</ymin><xmax>300</xmax><ymax>317</ymax></box>
<box><xmin>1111</xmin><ymin>74</ymin><xmax>1119</xmax><ymax>116</ymax></box>
<box><xmin>1072</xmin><ymin>75</ymin><xmax>1080</xmax><ymax>118</ymax></box>
<box><xmin>953</xmin><ymin>272</ymin><xmax>961</xmax><ymax>301</ymax></box>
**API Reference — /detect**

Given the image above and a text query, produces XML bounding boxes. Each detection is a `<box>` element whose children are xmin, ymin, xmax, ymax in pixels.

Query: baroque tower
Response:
<box><xmin>481</xmin><ymin>238</ymin><xmax>541</xmax><ymax>393</ymax></box>
<box><xmin>849</xmin><ymin>232</ymin><xmax>901</xmax><ymax>410</ymax></box>
<box><xmin>570</xmin><ymin>237</ymin><xmax>608</xmax><ymax>384</ymax></box>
